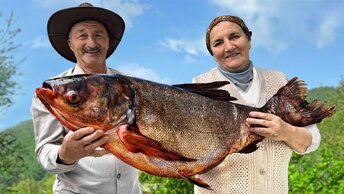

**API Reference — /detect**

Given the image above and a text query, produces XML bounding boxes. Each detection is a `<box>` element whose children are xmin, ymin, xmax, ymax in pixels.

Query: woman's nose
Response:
<box><xmin>224</xmin><ymin>40</ymin><xmax>235</xmax><ymax>52</ymax></box>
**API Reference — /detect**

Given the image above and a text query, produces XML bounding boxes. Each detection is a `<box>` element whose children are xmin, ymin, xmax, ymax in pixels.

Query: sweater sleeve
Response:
<box><xmin>295</xmin><ymin>124</ymin><xmax>321</xmax><ymax>154</ymax></box>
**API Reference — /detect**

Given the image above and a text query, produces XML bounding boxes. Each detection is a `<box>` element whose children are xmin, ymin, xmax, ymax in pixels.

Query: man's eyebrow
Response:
<box><xmin>95</xmin><ymin>29</ymin><xmax>107</xmax><ymax>33</ymax></box>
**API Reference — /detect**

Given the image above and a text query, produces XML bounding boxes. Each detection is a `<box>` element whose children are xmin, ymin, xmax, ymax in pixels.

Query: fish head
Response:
<box><xmin>35</xmin><ymin>74</ymin><xmax>132</xmax><ymax>131</ymax></box>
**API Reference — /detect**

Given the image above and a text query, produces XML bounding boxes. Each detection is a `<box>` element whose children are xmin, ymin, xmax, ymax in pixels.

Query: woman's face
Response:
<box><xmin>209</xmin><ymin>21</ymin><xmax>251</xmax><ymax>72</ymax></box>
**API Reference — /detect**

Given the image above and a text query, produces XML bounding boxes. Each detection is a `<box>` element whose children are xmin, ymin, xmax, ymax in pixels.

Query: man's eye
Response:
<box><xmin>77</xmin><ymin>34</ymin><xmax>87</xmax><ymax>39</ymax></box>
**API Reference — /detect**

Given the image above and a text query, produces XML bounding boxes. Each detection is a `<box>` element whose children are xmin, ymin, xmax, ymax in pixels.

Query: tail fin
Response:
<box><xmin>262</xmin><ymin>77</ymin><xmax>336</xmax><ymax>126</ymax></box>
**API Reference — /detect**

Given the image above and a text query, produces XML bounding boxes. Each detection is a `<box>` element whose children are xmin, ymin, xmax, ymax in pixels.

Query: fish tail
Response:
<box><xmin>262</xmin><ymin>77</ymin><xmax>336</xmax><ymax>126</ymax></box>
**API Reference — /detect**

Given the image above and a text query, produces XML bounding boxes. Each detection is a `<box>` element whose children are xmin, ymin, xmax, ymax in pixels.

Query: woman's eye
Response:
<box><xmin>66</xmin><ymin>91</ymin><xmax>81</xmax><ymax>105</ymax></box>
<box><xmin>213</xmin><ymin>41</ymin><xmax>222</xmax><ymax>47</ymax></box>
<box><xmin>229</xmin><ymin>34</ymin><xmax>240</xmax><ymax>40</ymax></box>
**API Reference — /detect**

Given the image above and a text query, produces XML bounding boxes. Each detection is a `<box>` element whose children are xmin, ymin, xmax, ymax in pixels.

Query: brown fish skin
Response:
<box><xmin>35</xmin><ymin>74</ymin><xmax>335</xmax><ymax>189</ymax></box>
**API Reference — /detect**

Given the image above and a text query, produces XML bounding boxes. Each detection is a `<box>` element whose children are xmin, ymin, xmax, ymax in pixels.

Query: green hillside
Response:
<box><xmin>0</xmin><ymin>83</ymin><xmax>343</xmax><ymax>193</ymax></box>
<box><xmin>5</xmin><ymin>120</ymin><xmax>46</xmax><ymax>180</ymax></box>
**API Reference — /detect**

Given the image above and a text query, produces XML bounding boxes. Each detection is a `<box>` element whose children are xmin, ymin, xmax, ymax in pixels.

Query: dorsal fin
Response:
<box><xmin>173</xmin><ymin>81</ymin><xmax>237</xmax><ymax>101</ymax></box>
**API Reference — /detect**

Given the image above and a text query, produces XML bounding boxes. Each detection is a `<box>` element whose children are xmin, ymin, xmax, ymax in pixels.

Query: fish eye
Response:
<box><xmin>66</xmin><ymin>91</ymin><xmax>81</xmax><ymax>105</ymax></box>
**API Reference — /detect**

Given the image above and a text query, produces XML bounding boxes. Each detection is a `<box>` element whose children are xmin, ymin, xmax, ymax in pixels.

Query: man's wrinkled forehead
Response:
<box><xmin>69</xmin><ymin>20</ymin><xmax>109</xmax><ymax>36</ymax></box>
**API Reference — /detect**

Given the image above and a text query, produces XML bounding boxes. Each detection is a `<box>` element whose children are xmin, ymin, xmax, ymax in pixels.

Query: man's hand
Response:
<box><xmin>57</xmin><ymin>127</ymin><xmax>110</xmax><ymax>164</ymax></box>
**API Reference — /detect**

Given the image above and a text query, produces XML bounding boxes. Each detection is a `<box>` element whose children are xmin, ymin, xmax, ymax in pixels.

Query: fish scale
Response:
<box><xmin>35</xmin><ymin>74</ymin><xmax>335</xmax><ymax>189</ymax></box>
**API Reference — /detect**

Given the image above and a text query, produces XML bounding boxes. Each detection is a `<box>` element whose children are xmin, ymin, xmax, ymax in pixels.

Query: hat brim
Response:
<box><xmin>48</xmin><ymin>6</ymin><xmax>125</xmax><ymax>63</ymax></box>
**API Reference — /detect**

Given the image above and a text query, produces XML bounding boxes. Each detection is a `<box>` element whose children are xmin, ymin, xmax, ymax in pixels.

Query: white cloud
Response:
<box><xmin>211</xmin><ymin>0</ymin><xmax>289</xmax><ymax>52</ymax></box>
<box><xmin>115</xmin><ymin>63</ymin><xmax>172</xmax><ymax>84</ymax></box>
<box><xmin>183</xmin><ymin>55</ymin><xmax>198</xmax><ymax>64</ymax></box>
<box><xmin>100</xmin><ymin>0</ymin><xmax>151</xmax><ymax>29</ymax></box>
<box><xmin>159</xmin><ymin>37</ymin><xmax>208</xmax><ymax>64</ymax></box>
<box><xmin>30</xmin><ymin>35</ymin><xmax>50</xmax><ymax>48</ymax></box>
<box><xmin>159</xmin><ymin>38</ymin><xmax>199</xmax><ymax>55</ymax></box>
<box><xmin>33</xmin><ymin>0</ymin><xmax>150</xmax><ymax>29</ymax></box>
<box><xmin>211</xmin><ymin>0</ymin><xmax>344</xmax><ymax>51</ymax></box>
<box><xmin>316</xmin><ymin>14</ymin><xmax>342</xmax><ymax>48</ymax></box>
<box><xmin>159</xmin><ymin>38</ymin><xmax>208</xmax><ymax>64</ymax></box>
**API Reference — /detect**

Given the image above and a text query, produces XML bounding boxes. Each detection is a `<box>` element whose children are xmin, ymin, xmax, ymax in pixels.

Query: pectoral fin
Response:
<box><xmin>238</xmin><ymin>144</ymin><xmax>258</xmax><ymax>153</ymax></box>
<box><xmin>177</xmin><ymin>172</ymin><xmax>212</xmax><ymax>190</ymax></box>
<box><xmin>118</xmin><ymin>125</ymin><xmax>195</xmax><ymax>162</ymax></box>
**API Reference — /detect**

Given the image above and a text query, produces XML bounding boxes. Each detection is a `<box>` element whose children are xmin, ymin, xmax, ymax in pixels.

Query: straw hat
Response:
<box><xmin>47</xmin><ymin>3</ymin><xmax>125</xmax><ymax>62</ymax></box>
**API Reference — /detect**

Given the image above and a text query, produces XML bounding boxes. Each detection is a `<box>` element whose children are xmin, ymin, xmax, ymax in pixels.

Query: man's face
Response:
<box><xmin>68</xmin><ymin>20</ymin><xmax>109</xmax><ymax>70</ymax></box>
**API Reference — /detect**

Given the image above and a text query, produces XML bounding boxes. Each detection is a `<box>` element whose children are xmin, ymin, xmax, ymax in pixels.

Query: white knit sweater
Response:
<box><xmin>192</xmin><ymin>67</ymin><xmax>316</xmax><ymax>194</ymax></box>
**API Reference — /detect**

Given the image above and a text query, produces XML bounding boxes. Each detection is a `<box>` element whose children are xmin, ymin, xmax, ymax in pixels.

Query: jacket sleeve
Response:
<box><xmin>31</xmin><ymin>95</ymin><xmax>78</xmax><ymax>173</ymax></box>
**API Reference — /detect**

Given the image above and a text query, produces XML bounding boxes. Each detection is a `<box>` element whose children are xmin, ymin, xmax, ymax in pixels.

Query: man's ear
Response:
<box><xmin>67</xmin><ymin>39</ymin><xmax>73</xmax><ymax>51</ymax></box>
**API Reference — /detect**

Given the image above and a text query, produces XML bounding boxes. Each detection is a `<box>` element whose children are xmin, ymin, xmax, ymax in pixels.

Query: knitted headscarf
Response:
<box><xmin>206</xmin><ymin>15</ymin><xmax>252</xmax><ymax>55</ymax></box>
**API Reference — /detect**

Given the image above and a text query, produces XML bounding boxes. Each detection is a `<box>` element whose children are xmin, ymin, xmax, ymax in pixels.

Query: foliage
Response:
<box><xmin>0</xmin><ymin>10</ymin><xmax>22</xmax><ymax>111</ymax></box>
<box><xmin>6</xmin><ymin>174</ymin><xmax>55</xmax><ymax>194</ymax></box>
<box><xmin>288</xmin><ymin>78</ymin><xmax>344</xmax><ymax>193</ymax></box>
<box><xmin>139</xmin><ymin>172</ymin><xmax>193</xmax><ymax>194</ymax></box>
<box><xmin>0</xmin><ymin>131</ymin><xmax>26</xmax><ymax>193</ymax></box>
<box><xmin>0</xmin><ymin>120</ymin><xmax>47</xmax><ymax>193</ymax></box>
<box><xmin>7</xmin><ymin>120</ymin><xmax>46</xmax><ymax>180</ymax></box>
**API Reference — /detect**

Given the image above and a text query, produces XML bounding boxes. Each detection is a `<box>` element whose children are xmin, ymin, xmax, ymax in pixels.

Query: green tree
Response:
<box><xmin>336</xmin><ymin>75</ymin><xmax>344</xmax><ymax>110</ymax></box>
<box><xmin>0</xmin><ymin>132</ymin><xmax>26</xmax><ymax>193</ymax></box>
<box><xmin>139</xmin><ymin>172</ymin><xmax>193</xmax><ymax>194</ymax></box>
<box><xmin>289</xmin><ymin>79</ymin><xmax>344</xmax><ymax>193</ymax></box>
<box><xmin>0</xmin><ymin>10</ymin><xmax>21</xmax><ymax>111</ymax></box>
<box><xmin>7</xmin><ymin>174</ymin><xmax>55</xmax><ymax>194</ymax></box>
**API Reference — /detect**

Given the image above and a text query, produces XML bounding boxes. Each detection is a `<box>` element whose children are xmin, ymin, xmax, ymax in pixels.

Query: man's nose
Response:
<box><xmin>86</xmin><ymin>36</ymin><xmax>97</xmax><ymax>47</ymax></box>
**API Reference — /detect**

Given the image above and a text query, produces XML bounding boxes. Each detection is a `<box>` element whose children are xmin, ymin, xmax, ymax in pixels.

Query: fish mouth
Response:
<box><xmin>35</xmin><ymin>83</ymin><xmax>80</xmax><ymax>131</ymax></box>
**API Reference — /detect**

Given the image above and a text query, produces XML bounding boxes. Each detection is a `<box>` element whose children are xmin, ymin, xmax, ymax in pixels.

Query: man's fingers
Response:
<box><xmin>72</xmin><ymin>127</ymin><xmax>95</xmax><ymax>140</ymax></box>
<box><xmin>92</xmin><ymin>149</ymin><xmax>110</xmax><ymax>157</ymax></box>
<box><xmin>83</xmin><ymin>136</ymin><xmax>110</xmax><ymax>152</ymax></box>
<box><xmin>81</xmin><ymin>130</ymin><xmax>105</xmax><ymax>145</ymax></box>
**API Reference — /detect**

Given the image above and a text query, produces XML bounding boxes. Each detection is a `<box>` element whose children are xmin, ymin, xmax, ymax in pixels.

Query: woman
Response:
<box><xmin>193</xmin><ymin>15</ymin><xmax>320</xmax><ymax>194</ymax></box>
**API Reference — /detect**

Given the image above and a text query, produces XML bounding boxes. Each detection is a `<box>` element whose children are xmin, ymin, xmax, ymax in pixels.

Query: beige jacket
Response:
<box><xmin>193</xmin><ymin>67</ymin><xmax>320</xmax><ymax>194</ymax></box>
<box><xmin>31</xmin><ymin>65</ymin><xmax>142</xmax><ymax>194</ymax></box>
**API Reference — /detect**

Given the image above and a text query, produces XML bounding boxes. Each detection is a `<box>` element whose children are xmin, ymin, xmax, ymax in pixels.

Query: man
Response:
<box><xmin>31</xmin><ymin>3</ymin><xmax>142</xmax><ymax>194</ymax></box>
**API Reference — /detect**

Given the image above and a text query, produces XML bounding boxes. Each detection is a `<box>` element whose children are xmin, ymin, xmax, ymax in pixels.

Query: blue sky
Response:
<box><xmin>1</xmin><ymin>0</ymin><xmax>343</xmax><ymax>130</ymax></box>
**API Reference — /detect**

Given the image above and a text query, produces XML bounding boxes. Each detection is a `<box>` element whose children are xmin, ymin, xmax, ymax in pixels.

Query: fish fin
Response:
<box><xmin>263</xmin><ymin>77</ymin><xmax>336</xmax><ymax>126</ymax></box>
<box><xmin>238</xmin><ymin>144</ymin><xmax>258</xmax><ymax>154</ymax></box>
<box><xmin>118</xmin><ymin>125</ymin><xmax>196</xmax><ymax>161</ymax></box>
<box><xmin>173</xmin><ymin>81</ymin><xmax>237</xmax><ymax>101</ymax></box>
<box><xmin>177</xmin><ymin>172</ymin><xmax>212</xmax><ymax>190</ymax></box>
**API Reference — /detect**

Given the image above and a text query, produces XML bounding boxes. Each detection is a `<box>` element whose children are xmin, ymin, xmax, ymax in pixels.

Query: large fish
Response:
<box><xmin>35</xmin><ymin>74</ymin><xmax>335</xmax><ymax>189</ymax></box>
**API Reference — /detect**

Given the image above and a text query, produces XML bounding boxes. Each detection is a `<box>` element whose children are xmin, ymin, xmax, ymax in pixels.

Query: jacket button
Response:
<box><xmin>259</xmin><ymin>169</ymin><xmax>265</xmax><ymax>175</ymax></box>
<box><xmin>117</xmin><ymin>173</ymin><xmax>121</xmax><ymax>179</ymax></box>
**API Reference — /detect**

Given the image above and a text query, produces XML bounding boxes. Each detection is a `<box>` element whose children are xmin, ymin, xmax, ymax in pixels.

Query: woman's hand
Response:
<box><xmin>57</xmin><ymin>127</ymin><xmax>109</xmax><ymax>165</ymax></box>
<box><xmin>246</xmin><ymin>111</ymin><xmax>312</xmax><ymax>153</ymax></box>
<box><xmin>246</xmin><ymin>111</ymin><xmax>292</xmax><ymax>142</ymax></box>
